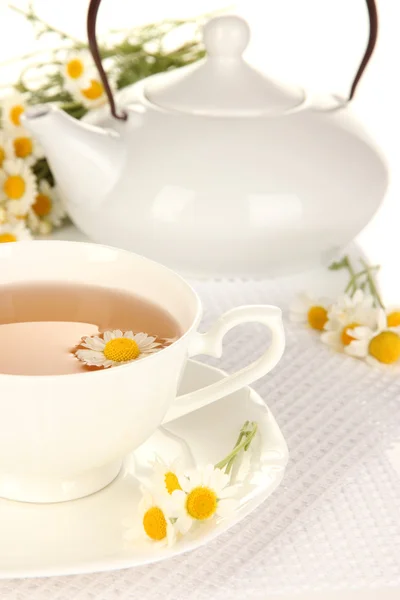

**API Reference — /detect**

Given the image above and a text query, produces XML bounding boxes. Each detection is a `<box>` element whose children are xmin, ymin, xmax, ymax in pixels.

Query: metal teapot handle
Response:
<box><xmin>348</xmin><ymin>0</ymin><xmax>378</xmax><ymax>101</ymax></box>
<box><xmin>86</xmin><ymin>0</ymin><xmax>378</xmax><ymax>120</ymax></box>
<box><xmin>87</xmin><ymin>0</ymin><xmax>127</xmax><ymax>121</ymax></box>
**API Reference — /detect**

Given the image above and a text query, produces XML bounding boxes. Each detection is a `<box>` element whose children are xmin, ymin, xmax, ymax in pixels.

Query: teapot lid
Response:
<box><xmin>144</xmin><ymin>15</ymin><xmax>305</xmax><ymax>116</ymax></box>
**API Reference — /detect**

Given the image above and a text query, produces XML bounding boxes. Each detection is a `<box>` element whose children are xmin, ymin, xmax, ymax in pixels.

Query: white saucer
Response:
<box><xmin>0</xmin><ymin>360</ymin><xmax>288</xmax><ymax>579</ymax></box>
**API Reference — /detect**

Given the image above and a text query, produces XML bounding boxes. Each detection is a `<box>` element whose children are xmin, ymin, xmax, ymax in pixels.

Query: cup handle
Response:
<box><xmin>162</xmin><ymin>305</ymin><xmax>285</xmax><ymax>425</ymax></box>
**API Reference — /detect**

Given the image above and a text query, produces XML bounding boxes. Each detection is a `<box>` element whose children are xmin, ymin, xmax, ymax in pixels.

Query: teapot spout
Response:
<box><xmin>22</xmin><ymin>105</ymin><xmax>125</xmax><ymax>209</ymax></box>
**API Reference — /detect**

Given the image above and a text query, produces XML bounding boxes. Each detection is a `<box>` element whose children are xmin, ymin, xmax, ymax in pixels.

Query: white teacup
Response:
<box><xmin>0</xmin><ymin>241</ymin><xmax>285</xmax><ymax>503</ymax></box>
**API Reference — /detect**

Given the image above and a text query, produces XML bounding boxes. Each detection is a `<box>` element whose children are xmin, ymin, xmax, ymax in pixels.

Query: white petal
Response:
<box><xmin>345</xmin><ymin>340</ymin><xmax>368</xmax><ymax>358</ymax></box>
<box><xmin>323</xmin><ymin>318</ymin><xmax>339</xmax><ymax>332</ymax></box>
<box><xmin>320</xmin><ymin>331</ymin><xmax>340</xmax><ymax>346</ymax></box>
<box><xmin>75</xmin><ymin>349</ymin><xmax>106</xmax><ymax>366</ymax></box>
<box><xmin>123</xmin><ymin>331</ymin><xmax>134</xmax><ymax>339</ymax></box>
<box><xmin>169</xmin><ymin>489</ymin><xmax>187</xmax><ymax>515</ymax></box>
<box><xmin>102</xmin><ymin>360</ymin><xmax>115</xmax><ymax>368</ymax></box>
<box><xmin>113</xmin><ymin>329</ymin><xmax>123</xmax><ymax>339</ymax></box>
<box><xmin>217</xmin><ymin>498</ymin><xmax>239</xmax><ymax>518</ymax></box>
<box><xmin>209</xmin><ymin>468</ymin><xmax>230</xmax><ymax>494</ymax></box>
<box><xmin>179</xmin><ymin>474</ymin><xmax>193</xmax><ymax>493</ymax></box>
<box><xmin>176</xmin><ymin>514</ymin><xmax>193</xmax><ymax>535</ymax></box>
<box><xmin>82</xmin><ymin>336</ymin><xmax>105</xmax><ymax>351</ymax></box>
<box><xmin>377</xmin><ymin>309</ymin><xmax>387</xmax><ymax>331</ymax></box>
<box><xmin>201</xmin><ymin>464</ymin><xmax>216</xmax><ymax>487</ymax></box>
<box><xmin>103</xmin><ymin>331</ymin><xmax>113</xmax><ymax>343</ymax></box>
<box><xmin>166</xmin><ymin>521</ymin><xmax>177</xmax><ymax>546</ymax></box>
<box><xmin>132</xmin><ymin>332</ymin><xmax>149</xmax><ymax>344</ymax></box>
<box><xmin>186</xmin><ymin>469</ymin><xmax>202</xmax><ymax>489</ymax></box>
<box><xmin>351</xmin><ymin>326</ymin><xmax>372</xmax><ymax>340</ymax></box>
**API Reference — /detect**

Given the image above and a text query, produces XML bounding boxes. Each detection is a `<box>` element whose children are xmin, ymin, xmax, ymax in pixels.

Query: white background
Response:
<box><xmin>0</xmin><ymin>2</ymin><xmax>399</xmax><ymax>598</ymax></box>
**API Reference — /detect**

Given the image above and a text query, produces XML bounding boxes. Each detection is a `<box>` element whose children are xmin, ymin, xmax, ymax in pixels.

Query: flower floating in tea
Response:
<box><xmin>290</xmin><ymin>256</ymin><xmax>400</xmax><ymax>369</ymax></box>
<box><xmin>75</xmin><ymin>330</ymin><xmax>164</xmax><ymax>368</ymax></box>
<box><xmin>123</xmin><ymin>421</ymin><xmax>257</xmax><ymax>547</ymax></box>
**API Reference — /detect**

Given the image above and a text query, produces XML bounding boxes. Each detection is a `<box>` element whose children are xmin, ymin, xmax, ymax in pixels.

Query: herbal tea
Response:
<box><xmin>0</xmin><ymin>282</ymin><xmax>181</xmax><ymax>376</ymax></box>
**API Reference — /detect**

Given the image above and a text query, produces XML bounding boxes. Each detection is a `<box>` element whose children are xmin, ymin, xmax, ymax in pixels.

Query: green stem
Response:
<box><xmin>343</xmin><ymin>256</ymin><xmax>356</xmax><ymax>295</ymax></box>
<box><xmin>344</xmin><ymin>266</ymin><xmax>380</xmax><ymax>294</ymax></box>
<box><xmin>360</xmin><ymin>259</ymin><xmax>385</xmax><ymax>309</ymax></box>
<box><xmin>8</xmin><ymin>3</ymin><xmax>83</xmax><ymax>44</ymax></box>
<box><xmin>215</xmin><ymin>421</ymin><xmax>258</xmax><ymax>474</ymax></box>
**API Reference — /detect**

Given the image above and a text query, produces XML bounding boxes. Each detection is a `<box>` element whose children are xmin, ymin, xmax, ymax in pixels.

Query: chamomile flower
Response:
<box><xmin>321</xmin><ymin>290</ymin><xmax>378</xmax><ymax>352</ymax></box>
<box><xmin>28</xmin><ymin>180</ymin><xmax>66</xmax><ymax>233</ymax></box>
<box><xmin>73</xmin><ymin>76</ymin><xmax>109</xmax><ymax>108</ymax></box>
<box><xmin>321</xmin><ymin>308</ymin><xmax>378</xmax><ymax>352</ymax></box>
<box><xmin>152</xmin><ymin>457</ymin><xmax>184</xmax><ymax>496</ymax></box>
<box><xmin>62</xmin><ymin>50</ymin><xmax>92</xmax><ymax>89</ymax></box>
<box><xmin>0</xmin><ymin>131</ymin><xmax>15</xmax><ymax>167</ymax></box>
<box><xmin>0</xmin><ymin>159</ymin><xmax>37</xmax><ymax>216</ymax></box>
<box><xmin>1</xmin><ymin>92</ymin><xmax>27</xmax><ymax>129</ymax></box>
<box><xmin>346</xmin><ymin>310</ymin><xmax>400</xmax><ymax>367</ymax></box>
<box><xmin>160</xmin><ymin>336</ymin><xmax>179</xmax><ymax>346</ymax></box>
<box><xmin>386</xmin><ymin>307</ymin><xmax>400</xmax><ymax>328</ymax></box>
<box><xmin>289</xmin><ymin>293</ymin><xmax>330</xmax><ymax>331</ymax></box>
<box><xmin>124</xmin><ymin>487</ymin><xmax>176</xmax><ymax>547</ymax></box>
<box><xmin>329</xmin><ymin>289</ymin><xmax>375</xmax><ymax>321</ymax></box>
<box><xmin>75</xmin><ymin>330</ymin><xmax>161</xmax><ymax>368</ymax></box>
<box><xmin>170</xmin><ymin>464</ymin><xmax>238</xmax><ymax>534</ymax></box>
<box><xmin>10</xmin><ymin>127</ymin><xmax>43</xmax><ymax>165</ymax></box>
<box><xmin>0</xmin><ymin>220</ymin><xmax>32</xmax><ymax>243</ymax></box>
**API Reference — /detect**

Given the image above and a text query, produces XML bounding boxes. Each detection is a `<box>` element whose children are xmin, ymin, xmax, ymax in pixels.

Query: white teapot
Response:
<box><xmin>23</xmin><ymin>1</ymin><xmax>387</xmax><ymax>278</ymax></box>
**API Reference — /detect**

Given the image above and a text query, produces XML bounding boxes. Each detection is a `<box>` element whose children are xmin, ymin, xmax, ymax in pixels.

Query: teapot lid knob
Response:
<box><xmin>203</xmin><ymin>15</ymin><xmax>250</xmax><ymax>58</ymax></box>
<box><xmin>144</xmin><ymin>15</ymin><xmax>304</xmax><ymax>116</ymax></box>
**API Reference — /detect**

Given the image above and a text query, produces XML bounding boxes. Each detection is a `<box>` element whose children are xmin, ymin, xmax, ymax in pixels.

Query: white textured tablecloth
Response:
<box><xmin>1</xmin><ymin>274</ymin><xmax>399</xmax><ymax>599</ymax></box>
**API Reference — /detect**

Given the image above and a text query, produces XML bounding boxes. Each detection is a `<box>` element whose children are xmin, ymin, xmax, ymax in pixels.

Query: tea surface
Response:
<box><xmin>0</xmin><ymin>282</ymin><xmax>180</xmax><ymax>375</ymax></box>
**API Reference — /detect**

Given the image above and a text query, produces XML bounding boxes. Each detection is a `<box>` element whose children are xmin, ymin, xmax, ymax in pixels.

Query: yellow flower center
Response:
<box><xmin>103</xmin><ymin>337</ymin><xmax>140</xmax><ymax>362</ymax></box>
<box><xmin>13</xmin><ymin>136</ymin><xmax>33</xmax><ymax>159</ymax></box>
<box><xmin>368</xmin><ymin>331</ymin><xmax>400</xmax><ymax>364</ymax></box>
<box><xmin>142</xmin><ymin>506</ymin><xmax>167</xmax><ymax>541</ymax></box>
<box><xmin>0</xmin><ymin>146</ymin><xmax>5</xmax><ymax>167</ymax></box>
<box><xmin>66</xmin><ymin>59</ymin><xmax>84</xmax><ymax>79</ymax></box>
<box><xmin>81</xmin><ymin>79</ymin><xmax>104</xmax><ymax>100</ymax></box>
<box><xmin>0</xmin><ymin>233</ymin><xmax>17</xmax><ymax>243</ymax></box>
<box><xmin>341</xmin><ymin>322</ymin><xmax>360</xmax><ymax>346</ymax></box>
<box><xmin>164</xmin><ymin>472</ymin><xmax>182</xmax><ymax>495</ymax></box>
<box><xmin>307</xmin><ymin>306</ymin><xmax>328</xmax><ymax>331</ymax></box>
<box><xmin>10</xmin><ymin>104</ymin><xmax>24</xmax><ymax>126</ymax></box>
<box><xmin>4</xmin><ymin>175</ymin><xmax>25</xmax><ymax>200</ymax></box>
<box><xmin>33</xmin><ymin>193</ymin><xmax>52</xmax><ymax>217</ymax></box>
<box><xmin>387</xmin><ymin>311</ymin><xmax>400</xmax><ymax>328</ymax></box>
<box><xmin>186</xmin><ymin>486</ymin><xmax>218</xmax><ymax>520</ymax></box>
